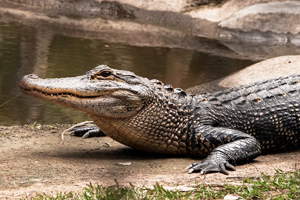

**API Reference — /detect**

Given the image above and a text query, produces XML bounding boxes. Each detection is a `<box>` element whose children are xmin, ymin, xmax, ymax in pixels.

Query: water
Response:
<box><xmin>0</xmin><ymin>22</ymin><xmax>255</xmax><ymax>125</ymax></box>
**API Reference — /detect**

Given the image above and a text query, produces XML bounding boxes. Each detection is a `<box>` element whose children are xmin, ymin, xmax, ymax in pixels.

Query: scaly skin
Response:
<box><xmin>19</xmin><ymin>65</ymin><xmax>300</xmax><ymax>174</ymax></box>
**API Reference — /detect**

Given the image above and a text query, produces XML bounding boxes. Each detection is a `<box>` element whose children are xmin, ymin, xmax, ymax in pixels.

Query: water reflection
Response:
<box><xmin>0</xmin><ymin>22</ymin><xmax>254</xmax><ymax>125</ymax></box>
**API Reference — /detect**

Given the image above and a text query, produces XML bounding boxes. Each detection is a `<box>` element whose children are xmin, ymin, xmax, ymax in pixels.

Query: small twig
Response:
<box><xmin>0</xmin><ymin>95</ymin><xmax>20</xmax><ymax>124</ymax></box>
<box><xmin>0</xmin><ymin>94</ymin><xmax>20</xmax><ymax>107</ymax></box>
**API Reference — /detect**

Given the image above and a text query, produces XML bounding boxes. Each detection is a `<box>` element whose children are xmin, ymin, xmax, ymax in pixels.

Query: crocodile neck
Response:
<box><xmin>89</xmin><ymin>80</ymin><xmax>195</xmax><ymax>155</ymax></box>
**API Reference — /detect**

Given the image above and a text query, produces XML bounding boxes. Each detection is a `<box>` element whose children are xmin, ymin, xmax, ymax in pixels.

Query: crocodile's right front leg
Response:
<box><xmin>187</xmin><ymin>125</ymin><xmax>262</xmax><ymax>175</ymax></box>
<box><xmin>61</xmin><ymin>121</ymin><xmax>106</xmax><ymax>139</ymax></box>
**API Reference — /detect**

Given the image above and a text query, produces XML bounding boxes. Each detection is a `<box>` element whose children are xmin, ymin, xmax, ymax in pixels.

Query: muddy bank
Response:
<box><xmin>0</xmin><ymin>124</ymin><xmax>299</xmax><ymax>198</ymax></box>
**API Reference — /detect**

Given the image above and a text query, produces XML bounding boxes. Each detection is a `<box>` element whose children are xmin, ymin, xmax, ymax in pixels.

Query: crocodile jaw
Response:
<box><xmin>19</xmin><ymin>73</ymin><xmax>144</xmax><ymax>118</ymax></box>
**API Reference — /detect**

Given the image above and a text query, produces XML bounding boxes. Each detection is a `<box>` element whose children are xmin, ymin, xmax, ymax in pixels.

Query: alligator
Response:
<box><xmin>19</xmin><ymin>65</ymin><xmax>300</xmax><ymax>175</ymax></box>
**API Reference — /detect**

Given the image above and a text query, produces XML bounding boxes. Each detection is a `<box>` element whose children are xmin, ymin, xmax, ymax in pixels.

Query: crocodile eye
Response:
<box><xmin>99</xmin><ymin>70</ymin><xmax>112</xmax><ymax>77</ymax></box>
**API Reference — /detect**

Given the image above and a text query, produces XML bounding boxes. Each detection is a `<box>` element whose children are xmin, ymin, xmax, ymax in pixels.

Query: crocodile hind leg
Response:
<box><xmin>186</xmin><ymin>125</ymin><xmax>262</xmax><ymax>175</ymax></box>
<box><xmin>61</xmin><ymin>121</ymin><xmax>106</xmax><ymax>140</ymax></box>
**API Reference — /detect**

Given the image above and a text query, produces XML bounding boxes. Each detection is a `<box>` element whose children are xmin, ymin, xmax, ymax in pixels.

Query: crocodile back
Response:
<box><xmin>197</xmin><ymin>75</ymin><xmax>300</xmax><ymax>153</ymax></box>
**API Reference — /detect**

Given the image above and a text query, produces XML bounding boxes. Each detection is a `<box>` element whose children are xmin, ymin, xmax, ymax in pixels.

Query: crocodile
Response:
<box><xmin>19</xmin><ymin>65</ymin><xmax>300</xmax><ymax>174</ymax></box>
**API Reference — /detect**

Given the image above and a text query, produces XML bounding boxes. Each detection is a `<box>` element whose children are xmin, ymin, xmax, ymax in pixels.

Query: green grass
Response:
<box><xmin>24</xmin><ymin>169</ymin><xmax>300</xmax><ymax>200</ymax></box>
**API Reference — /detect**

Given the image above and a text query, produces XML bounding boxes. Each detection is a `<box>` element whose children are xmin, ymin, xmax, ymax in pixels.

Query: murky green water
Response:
<box><xmin>0</xmin><ymin>22</ymin><xmax>256</xmax><ymax>125</ymax></box>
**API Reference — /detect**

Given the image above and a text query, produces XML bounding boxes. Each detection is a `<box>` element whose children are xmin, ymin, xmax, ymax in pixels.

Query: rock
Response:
<box><xmin>218</xmin><ymin>1</ymin><xmax>300</xmax><ymax>44</ymax></box>
<box><xmin>187</xmin><ymin>55</ymin><xmax>300</xmax><ymax>94</ymax></box>
<box><xmin>118</xmin><ymin>162</ymin><xmax>132</xmax><ymax>166</ymax></box>
<box><xmin>219</xmin><ymin>55</ymin><xmax>300</xmax><ymax>88</ymax></box>
<box><xmin>219</xmin><ymin>1</ymin><xmax>300</xmax><ymax>35</ymax></box>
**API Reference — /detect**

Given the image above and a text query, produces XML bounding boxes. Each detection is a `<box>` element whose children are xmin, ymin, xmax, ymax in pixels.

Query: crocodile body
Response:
<box><xmin>19</xmin><ymin>65</ymin><xmax>300</xmax><ymax>174</ymax></box>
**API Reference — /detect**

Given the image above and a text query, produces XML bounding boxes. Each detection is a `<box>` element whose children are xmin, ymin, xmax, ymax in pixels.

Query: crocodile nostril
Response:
<box><xmin>27</xmin><ymin>74</ymin><xmax>39</xmax><ymax>79</ymax></box>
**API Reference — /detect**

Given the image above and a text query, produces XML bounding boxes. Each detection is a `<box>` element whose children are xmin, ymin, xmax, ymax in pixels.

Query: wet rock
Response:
<box><xmin>184</xmin><ymin>0</ymin><xmax>226</xmax><ymax>11</ymax></box>
<box><xmin>0</xmin><ymin>0</ymin><xmax>136</xmax><ymax>19</ymax></box>
<box><xmin>97</xmin><ymin>1</ymin><xmax>135</xmax><ymax>20</ymax></box>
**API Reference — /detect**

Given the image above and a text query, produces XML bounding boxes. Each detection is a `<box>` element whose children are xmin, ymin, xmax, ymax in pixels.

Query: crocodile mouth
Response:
<box><xmin>19</xmin><ymin>72</ymin><xmax>144</xmax><ymax>116</ymax></box>
<box><xmin>20</xmin><ymin>88</ymin><xmax>101</xmax><ymax>99</ymax></box>
<box><xmin>19</xmin><ymin>74</ymin><xmax>105</xmax><ymax>100</ymax></box>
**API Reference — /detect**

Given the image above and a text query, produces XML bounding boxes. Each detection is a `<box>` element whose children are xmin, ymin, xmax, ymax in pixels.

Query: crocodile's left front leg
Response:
<box><xmin>187</xmin><ymin>125</ymin><xmax>261</xmax><ymax>175</ymax></box>
<box><xmin>61</xmin><ymin>121</ymin><xmax>106</xmax><ymax>139</ymax></box>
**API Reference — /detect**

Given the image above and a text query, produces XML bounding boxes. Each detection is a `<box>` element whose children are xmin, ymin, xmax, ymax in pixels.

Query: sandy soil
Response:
<box><xmin>0</xmin><ymin>124</ymin><xmax>299</xmax><ymax>198</ymax></box>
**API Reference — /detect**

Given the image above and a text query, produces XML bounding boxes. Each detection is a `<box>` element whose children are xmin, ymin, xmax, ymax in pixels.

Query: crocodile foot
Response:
<box><xmin>186</xmin><ymin>155</ymin><xmax>236</xmax><ymax>175</ymax></box>
<box><xmin>61</xmin><ymin>121</ymin><xmax>106</xmax><ymax>140</ymax></box>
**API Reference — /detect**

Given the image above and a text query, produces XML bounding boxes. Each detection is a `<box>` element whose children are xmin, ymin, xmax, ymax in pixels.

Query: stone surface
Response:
<box><xmin>220</xmin><ymin>55</ymin><xmax>300</xmax><ymax>88</ymax></box>
<box><xmin>219</xmin><ymin>1</ymin><xmax>300</xmax><ymax>35</ymax></box>
<box><xmin>187</xmin><ymin>55</ymin><xmax>300</xmax><ymax>94</ymax></box>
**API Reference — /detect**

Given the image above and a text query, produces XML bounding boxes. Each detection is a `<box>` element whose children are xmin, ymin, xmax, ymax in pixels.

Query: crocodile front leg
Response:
<box><xmin>61</xmin><ymin>121</ymin><xmax>106</xmax><ymax>139</ymax></box>
<box><xmin>187</xmin><ymin>125</ymin><xmax>262</xmax><ymax>175</ymax></box>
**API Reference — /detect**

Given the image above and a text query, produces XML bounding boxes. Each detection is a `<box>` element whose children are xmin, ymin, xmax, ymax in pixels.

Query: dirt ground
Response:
<box><xmin>0</xmin><ymin>125</ymin><xmax>300</xmax><ymax>198</ymax></box>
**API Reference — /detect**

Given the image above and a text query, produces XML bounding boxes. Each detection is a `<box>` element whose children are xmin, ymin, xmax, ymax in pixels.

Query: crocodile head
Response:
<box><xmin>19</xmin><ymin>65</ymin><xmax>149</xmax><ymax>118</ymax></box>
<box><xmin>19</xmin><ymin>65</ymin><xmax>192</xmax><ymax>154</ymax></box>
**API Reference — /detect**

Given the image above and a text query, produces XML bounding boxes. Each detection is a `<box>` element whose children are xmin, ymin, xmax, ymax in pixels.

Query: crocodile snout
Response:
<box><xmin>18</xmin><ymin>74</ymin><xmax>40</xmax><ymax>90</ymax></box>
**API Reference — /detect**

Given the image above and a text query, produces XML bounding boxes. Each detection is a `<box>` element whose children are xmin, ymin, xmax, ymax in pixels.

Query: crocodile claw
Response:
<box><xmin>61</xmin><ymin>121</ymin><xmax>106</xmax><ymax>140</ymax></box>
<box><xmin>186</xmin><ymin>159</ymin><xmax>235</xmax><ymax>175</ymax></box>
